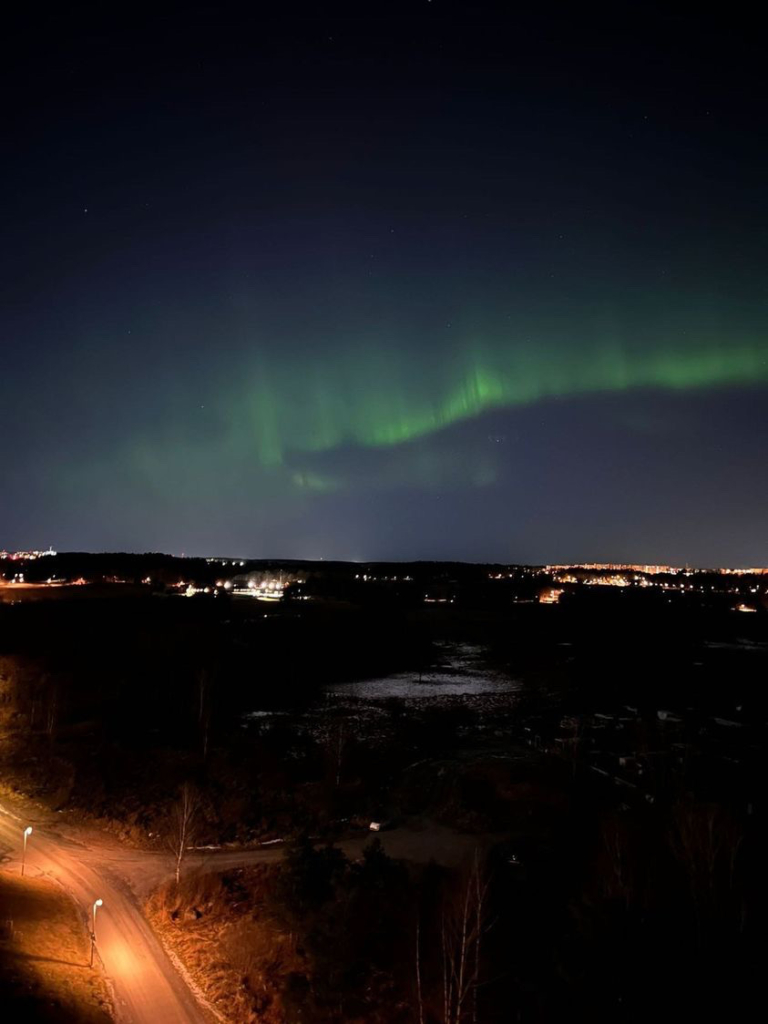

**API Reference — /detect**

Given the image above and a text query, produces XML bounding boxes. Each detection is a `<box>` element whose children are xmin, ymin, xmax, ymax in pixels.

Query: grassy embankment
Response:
<box><xmin>0</xmin><ymin>870</ymin><xmax>112</xmax><ymax>1023</ymax></box>
<box><xmin>147</xmin><ymin>866</ymin><xmax>296</xmax><ymax>1024</ymax></box>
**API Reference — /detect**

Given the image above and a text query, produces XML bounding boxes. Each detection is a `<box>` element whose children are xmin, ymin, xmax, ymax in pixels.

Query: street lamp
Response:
<box><xmin>21</xmin><ymin>826</ymin><xmax>32</xmax><ymax>877</ymax></box>
<box><xmin>90</xmin><ymin>898</ymin><xmax>103</xmax><ymax>968</ymax></box>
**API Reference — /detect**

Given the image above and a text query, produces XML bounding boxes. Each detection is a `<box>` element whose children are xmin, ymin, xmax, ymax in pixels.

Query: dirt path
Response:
<box><xmin>0</xmin><ymin>800</ymin><xmax>209</xmax><ymax>1024</ymax></box>
<box><xmin>1</xmin><ymin>792</ymin><xmax>493</xmax><ymax>1023</ymax></box>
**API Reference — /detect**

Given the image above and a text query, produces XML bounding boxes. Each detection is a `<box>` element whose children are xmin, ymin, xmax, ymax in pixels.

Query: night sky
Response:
<box><xmin>2</xmin><ymin>2</ymin><xmax>767</xmax><ymax>564</ymax></box>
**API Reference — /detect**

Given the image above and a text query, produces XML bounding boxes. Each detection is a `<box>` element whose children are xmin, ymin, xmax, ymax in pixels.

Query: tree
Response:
<box><xmin>196</xmin><ymin>668</ymin><xmax>213</xmax><ymax>760</ymax></box>
<box><xmin>44</xmin><ymin>681</ymin><xmax>58</xmax><ymax>744</ymax></box>
<box><xmin>278</xmin><ymin>835</ymin><xmax>345</xmax><ymax>924</ymax></box>
<box><xmin>169</xmin><ymin>783</ymin><xmax>199</xmax><ymax>885</ymax></box>
<box><xmin>440</xmin><ymin>851</ymin><xmax>489</xmax><ymax>1024</ymax></box>
<box><xmin>320</xmin><ymin>714</ymin><xmax>347</xmax><ymax>788</ymax></box>
<box><xmin>600</xmin><ymin>816</ymin><xmax>635</xmax><ymax>911</ymax></box>
<box><xmin>415</xmin><ymin>915</ymin><xmax>425</xmax><ymax>1024</ymax></box>
<box><xmin>669</xmin><ymin>801</ymin><xmax>745</xmax><ymax>943</ymax></box>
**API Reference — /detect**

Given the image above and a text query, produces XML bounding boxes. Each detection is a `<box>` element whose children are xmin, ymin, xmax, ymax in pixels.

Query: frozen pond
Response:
<box><xmin>243</xmin><ymin>642</ymin><xmax>519</xmax><ymax>734</ymax></box>
<box><xmin>325</xmin><ymin>642</ymin><xmax>518</xmax><ymax>702</ymax></box>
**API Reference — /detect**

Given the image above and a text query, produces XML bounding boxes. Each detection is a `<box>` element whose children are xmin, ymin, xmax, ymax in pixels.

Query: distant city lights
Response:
<box><xmin>0</xmin><ymin>547</ymin><xmax>56</xmax><ymax>560</ymax></box>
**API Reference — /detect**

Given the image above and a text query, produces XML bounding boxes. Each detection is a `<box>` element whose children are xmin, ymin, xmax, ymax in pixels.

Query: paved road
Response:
<box><xmin>1</xmin><ymin>796</ymin><xmax>490</xmax><ymax>1023</ymax></box>
<box><xmin>0</xmin><ymin>801</ymin><xmax>209</xmax><ymax>1024</ymax></box>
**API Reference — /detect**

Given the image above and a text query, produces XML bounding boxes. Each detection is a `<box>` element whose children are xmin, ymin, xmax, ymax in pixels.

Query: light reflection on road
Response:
<box><xmin>0</xmin><ymin>802</ymin><xmax>208</xmax><ymax>1024</ymax></box>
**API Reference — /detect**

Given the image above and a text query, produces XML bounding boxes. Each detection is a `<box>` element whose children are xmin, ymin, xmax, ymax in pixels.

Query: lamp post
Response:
<box><xmin>21</xmin><ymin>826</ymin><xmax>32</xmax><ymax>877</ymax></box>
<box><xmin>90</xmin><ymin>899</ymin><xmax>103</xmax><ymax>968</ymax></box>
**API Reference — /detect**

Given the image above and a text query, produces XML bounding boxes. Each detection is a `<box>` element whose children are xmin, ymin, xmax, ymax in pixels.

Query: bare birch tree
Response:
<box><xmin>440</xmin><ymin>850</ymin><xmax>489</xmax><ymax>1024</ymax></box>
<box><xmin>169</xmin><ymin>783</ymin><xmax>199</xmax><ymax>885</ymax></box>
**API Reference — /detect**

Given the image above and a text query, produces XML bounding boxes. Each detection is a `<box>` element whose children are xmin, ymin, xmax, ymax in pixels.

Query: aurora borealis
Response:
<box><xmin>2</xmin><ymin>3</ymin><xmax>767</xmax><ymax>562</ymax></box>
<box><xmin>238</xmin><ymin>333</ymin><xmax>768</xmax><ymax>469</ymax></box>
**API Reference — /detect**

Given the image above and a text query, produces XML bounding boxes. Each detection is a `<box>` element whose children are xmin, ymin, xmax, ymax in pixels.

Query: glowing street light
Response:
<box><xmin>90</xmin><ymin>898</ymin><xmax>103</xmax><ymax>968</ymax></box>
<box><xmin>21</xmin><ymin>826</ymin><xmax>32</xmax><ymax>877</ymax></box>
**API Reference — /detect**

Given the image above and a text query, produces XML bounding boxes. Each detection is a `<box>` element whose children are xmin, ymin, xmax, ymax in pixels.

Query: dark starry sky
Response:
<box><xmin>2</xmin><ymin>1</ymin><xmax>767</xmax><ymax>564</ymax></box>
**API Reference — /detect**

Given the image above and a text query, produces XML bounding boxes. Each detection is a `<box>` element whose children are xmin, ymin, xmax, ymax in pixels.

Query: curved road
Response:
<box><xmin>0</xmin><ymin>800</ymin><xmax>209</xmax><ymax>1024</ymax></box>
<box><xmin>1</xmin><ymin>797</ymin><xmax>486</xmax><ymax>1023</ymax></box>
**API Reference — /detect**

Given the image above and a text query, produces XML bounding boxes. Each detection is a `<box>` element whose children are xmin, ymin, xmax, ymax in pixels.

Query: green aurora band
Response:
<box><xmin>120</xmin><ymin>330</ymin><xmax>768</xmax><ymax>503</ymax></box>
<box><xmin>241</xmin><ymin>335</ymin><xmax>768</xmax><ymax>471</ymax></box>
